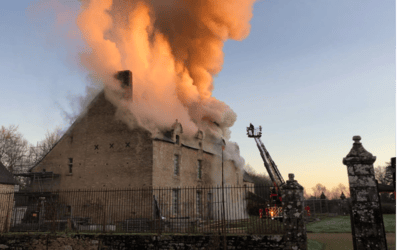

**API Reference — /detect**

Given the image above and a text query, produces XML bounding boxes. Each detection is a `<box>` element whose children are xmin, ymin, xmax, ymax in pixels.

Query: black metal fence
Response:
<box><xmin>0</xmin><ymin>185</ymin><xmax>284</xmax><ymax>235</ymax></box>
<box><xmin>304</xmin><ymin>198</ymin><xmax>351</xmax><ymax>217</ymax></box>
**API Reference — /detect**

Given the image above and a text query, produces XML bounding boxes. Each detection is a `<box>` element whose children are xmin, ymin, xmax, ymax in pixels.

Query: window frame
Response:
<box><xmin>172</xmin><ymin>188</ymin><xmax>181</xmax><ymax>215</ymax></box>
<box><xmin>173</xmin><ymin>155</ymin><xmax>180</xmax><ymax>176</ymax></box>
<box><xmin>197</xmin><ymin>160</ymin><xmax>202</xmax><ymax>180</ymax></box>
<box><xmin>68</xmin><ymin>158</ymin><xmax>73</xmax><ymax>174</ymax></box>
<box><xmin>196</xmin><ymin>191</ymin><xmax>202</xmax><ymax>216</ymax></box>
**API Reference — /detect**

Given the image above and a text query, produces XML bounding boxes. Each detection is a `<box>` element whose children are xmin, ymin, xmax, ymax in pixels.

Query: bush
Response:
<box><xmin>381</xmin><ymin>203</ymin><xmax>396</xmax><ymax>214</ymax></box>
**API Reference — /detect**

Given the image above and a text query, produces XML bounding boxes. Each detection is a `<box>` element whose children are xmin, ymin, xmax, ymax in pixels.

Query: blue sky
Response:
<box><xmin>0</xmin><ymin>0</ymin><xmax>395</xmax><ymax>192</ymax></box>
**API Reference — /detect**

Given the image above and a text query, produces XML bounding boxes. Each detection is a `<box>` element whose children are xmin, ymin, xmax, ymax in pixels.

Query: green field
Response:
<box><xmin>306</xmin><ymin>214</ymin><xmax>396</xmax><ymax>250</ymax></box>
<box><xmin>306</xmin><ymin>214</ymin><xmax>396</xmax><ymax>233</ymax></box>
<box><xmin>307</xmin><ymin>239</ymin><xmax>324</xmax><ymax>250</ymax></box>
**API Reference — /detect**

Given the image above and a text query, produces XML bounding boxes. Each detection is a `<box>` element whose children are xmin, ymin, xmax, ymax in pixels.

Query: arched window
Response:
<box><xmin>176</xmin><ymin>135</ymin><xmax>180</xmax><ymax>144</ymax></box>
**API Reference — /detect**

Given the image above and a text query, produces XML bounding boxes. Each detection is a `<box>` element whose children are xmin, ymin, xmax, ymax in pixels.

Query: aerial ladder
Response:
<box><xmin>247</xmin><ymin>123</ymin><xmax>285</xmax><ymax>220</ymax></box>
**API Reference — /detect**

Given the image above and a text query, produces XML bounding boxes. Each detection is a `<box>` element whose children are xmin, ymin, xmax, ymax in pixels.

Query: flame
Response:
<box><xmin>73</xmin><ymin>0</ymin><xmax>256</xmax><ymax>141</ymax></box>
<box><xmin>270</xmin><ymin>211</ymin><xmax>274</xmax><ymax>217</ymax></box>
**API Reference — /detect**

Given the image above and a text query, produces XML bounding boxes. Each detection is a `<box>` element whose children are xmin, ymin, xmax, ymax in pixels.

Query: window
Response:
<box><xmin>197</xmin><ymin>160</ymin><xmax>202</xmax><ymax>179</ymax></box>
<box><xmin>173</xmin><ymin>155</ymin><xmax>179</xmax><ymax>176</ymax></box>
<box><xmin>172</xmin><ymin>189</ymin><xmax>180</xmax><ymax>215</ymax></box>
<box><xmin>236</xmin><ymin>173</ymin><xmax>239</xmax><ymax>185</ymax></box>
<box><xmin>68</xmin><ymin>158</ymin><xmax>73</xmax><ymax>174</ymax></box>
<box><xmin>175</xmin><ymin>135</ymin><xmax>180</xmax><ymax>144</ymax></box>
<box><xmin>66</xmin><ymin>205</ymin><xmax>71</xmax><ymax>216</ymax></box>
<box><xmin>207</xmin><ymin>192</ymin><xmax>213</xmax><ymax>220</ymax></box>
<box><xmin>196</xmin><ymin>191</ymin><xmax>202</xmax><ymax>216</ymax></box>
<box><xmin>199</xmin><ymin>142</ymin><xmax>202</xmax><ymax>148</ymax></box>
<box><xmin>70</xmin><ymin>136</ymin><xmax>73</xmax><ymax>143</ymax></box>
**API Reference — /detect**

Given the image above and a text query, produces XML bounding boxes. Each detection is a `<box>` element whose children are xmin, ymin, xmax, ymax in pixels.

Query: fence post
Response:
<box><xmin>282</xmin><ymin>173</ymin><xmax>307</xmax><ymax>250</ymax></box>
<box><xmin>343</xmin><ymin>135</ymin><xmax>387</xmax><ymax>250</ymax></box>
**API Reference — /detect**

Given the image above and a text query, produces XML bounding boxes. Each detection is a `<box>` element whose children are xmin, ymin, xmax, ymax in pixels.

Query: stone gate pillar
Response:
<box><xmin>343</xmin><ymin>136</ymin><xmax>387</xmax><ymax>250</ymax></box>
<box><xmin>282</xmin><ymin>173</ymin><xmax>307</xmax><ymax>250</ymax></box>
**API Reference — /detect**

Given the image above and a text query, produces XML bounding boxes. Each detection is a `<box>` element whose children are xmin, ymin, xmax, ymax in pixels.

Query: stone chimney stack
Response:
<box><xmin>115</xmin><ymin>70</ymin><xmax>132</xmax><ymax>87</ymax></box>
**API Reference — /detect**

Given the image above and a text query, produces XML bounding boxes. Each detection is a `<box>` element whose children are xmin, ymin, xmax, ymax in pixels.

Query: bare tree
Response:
<box><xmin>243</xmin><ymin>163</ymin><xmax>273</xmax><ymax>200</ymax></box>
<box><xmin>311</xmin><ymin>183</ymin><xmax>327</xmax><ymax>198</ymax></box>
<box><xmin>0</xmin><ymin>125</ymin><xmax>29</xmax><ymax>174</ymax></box>
<box><xmin>375</xmin><ymin>162</ymin><xmax>395</xmax><ymax>202</ymax></box>
<box><xmin>329</xmin><ymin>186</ymin><xmax>341</xmax><ymax>200</ymax></box>
<box><xmin>26</xmin><ymin>126</ymin><xmax>63</xmax><ymax>168</ymax></box>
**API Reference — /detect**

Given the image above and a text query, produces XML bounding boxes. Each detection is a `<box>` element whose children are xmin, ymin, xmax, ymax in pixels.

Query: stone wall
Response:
<box><xmin>281</xmin><ymin>173</ymin><xmax>307</xmax><ymax>250</ymax></box>
<box><xmin>31</xmin><ymin>91</ymin><xmax>154</xmax><ymax>190</ymax></box>
<box><xmin>0</xmin><ymin>233</ymin><xmax>286</xmax><ymax>250</ymax></box>
<box><xmin>343</xmin><ymin>136</ymin><xmax>388</xmax><ymax>250</ymax></box>
<box><xmin>0</xmin><ymin>184</ymin><xmax>14</xmax><ymax>232</ymax></box>
<box><xmin>152</xmin><ymin>139</ymin><xmax>242</xmax><ymax>188</ymax></box>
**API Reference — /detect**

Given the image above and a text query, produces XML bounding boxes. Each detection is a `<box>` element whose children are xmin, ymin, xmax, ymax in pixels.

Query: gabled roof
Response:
<box><xmin>0</xmin><ymin>161</ymin><xmax>17</xmax><ymax>185</ymax></box>
<box><xmin>29</xmin><ymin>90</ymin><xmax>105</xmax><ymax>173</ymax></box>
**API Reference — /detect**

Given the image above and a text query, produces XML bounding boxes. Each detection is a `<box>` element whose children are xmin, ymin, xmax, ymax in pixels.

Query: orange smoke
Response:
<box><xmin>74</xmin><ymin>0</ymin><xmax>256</xmax><ymax>139</ymax></box>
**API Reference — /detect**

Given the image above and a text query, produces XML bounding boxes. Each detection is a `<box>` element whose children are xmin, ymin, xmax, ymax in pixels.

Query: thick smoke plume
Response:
<box><xmin>39</xmin><ymin>0</ymin><xmax>257</xmax><ymax>169</ymax></box>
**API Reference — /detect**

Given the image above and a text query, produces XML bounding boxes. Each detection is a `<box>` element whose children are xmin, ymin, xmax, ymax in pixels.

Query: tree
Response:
<box><xmin>330</xmin><ymin>186</ymin><xmax>341</xmax><ymax>200</ymax></box>
<box><xmin>0</xmin><ymin>125</ymin><xmax>63</xmax><ymax>189</ymax></box>
<box><xmin>375</xmin><ymin>162</ymin><xmax>395</xmax><ymax>203</ymax></box>
<box><xmin>243</xmin><ymin>163</ymin><xmax>273</xmax><ymax>200</ymax></box>
<box><xmin>0</xmin><ymin>125</ymin><xmax>29</xmax><ymax>174</ymax></box>
<box><xmin>311</xmin><ymin>183</ymin><xmax>327</xmax><ymax>198</ymax></box>
<box><xmin>334</xmin><ymin>183</ymin><xmax>350</xmax><ymax>199</ymax></box>
<box><xmin>26</xmin><ymin>126</ymin><xmax>63</xmax><ymax>168</ymax></box>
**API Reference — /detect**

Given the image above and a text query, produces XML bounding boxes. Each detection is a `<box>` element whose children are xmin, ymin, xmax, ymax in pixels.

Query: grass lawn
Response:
<box><xmin>306</xmin><ymin>214</ymin><xmax>395</xmax><ymax>233</ymax></box>
<box><xmin>307</xmin><ymin>239</ymin><xmax>324</xmax><ymax>250</ymax></box>
<box><xmin>306</xmin><ymin>214</ymin><xmax>396</xmax><ymax>250</ymax></box>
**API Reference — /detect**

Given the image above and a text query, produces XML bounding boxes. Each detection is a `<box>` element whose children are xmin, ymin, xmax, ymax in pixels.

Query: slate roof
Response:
<box><xmin>0</xmin><ymin>161</ymin><xmax>17</xmax><ymax>185</ymax></box>
<box><xmin>243</xmin><ymin>171</ymin><xmax>255</xmax><ymax>183</ymax></box>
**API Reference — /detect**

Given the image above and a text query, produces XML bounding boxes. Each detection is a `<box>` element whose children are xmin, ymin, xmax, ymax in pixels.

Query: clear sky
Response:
<box><xmin>0</xmin><ymin>0</ymin><xmax>396</xmax><ymax>193</ymax></box>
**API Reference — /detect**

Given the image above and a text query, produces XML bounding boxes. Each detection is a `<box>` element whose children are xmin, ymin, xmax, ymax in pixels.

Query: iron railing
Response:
<box><xmin>304</xmin><ymin>198</ymin><xmax>351</xmax><ymax>217</ymax></box>
<box><xmin>0</xmin><ymin>185</ymin><xmax>284</xmax><ymax>235</ymax></box>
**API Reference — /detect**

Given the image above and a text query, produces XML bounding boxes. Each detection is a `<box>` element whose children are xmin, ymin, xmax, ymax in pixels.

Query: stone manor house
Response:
<box><xmin>16</xmin><ymin>71</ymin><xmax>252</xmax><ymax>224</ymax></box>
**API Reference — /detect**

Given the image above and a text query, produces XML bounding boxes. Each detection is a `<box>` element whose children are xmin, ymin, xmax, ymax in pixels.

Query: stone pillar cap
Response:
<box><xmin>343</xmin><ymin>135</ymin><xmax>376</xmax><ymax>165</ymax></box>
<box><xmin>282</xmin><ymin>173</ymin><xmax>303</xmax><ymax>190</ymax></box>
<box><xmin>353</xmin><ymin>135</ymin><xmax>361</xmax><ymax>143</ymax></box>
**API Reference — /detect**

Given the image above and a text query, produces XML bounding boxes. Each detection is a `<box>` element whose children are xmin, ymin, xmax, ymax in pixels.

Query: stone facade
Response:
<box><xmin>343</xmin><ymin>136</ymin><xmax>387</xmax><ymax>250</ymax></box>
<box><xmin>281</xmin><ymin>173</ymin><xmax>307</xmax><ymax>250</ymax></box>
<box><xmin>30</xmin><ymin>92</ymin><xmax>154</xmax><ymax>190</ymax></box>
<box><xmin>26</xmin><ymin>90</ymin><xmax>245</xmax><ymax>223</ymax></box>
<box><xmin>30</xmin><ymin>91</ymin><xmax>242</xmax><ymax>190</ymax></box>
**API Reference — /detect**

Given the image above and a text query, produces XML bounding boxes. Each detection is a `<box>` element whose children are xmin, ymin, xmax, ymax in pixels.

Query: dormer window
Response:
<box><xmin>176</xmin><ymin>135</ymin><xmax>180</xmax><ymax>144</ymax></box>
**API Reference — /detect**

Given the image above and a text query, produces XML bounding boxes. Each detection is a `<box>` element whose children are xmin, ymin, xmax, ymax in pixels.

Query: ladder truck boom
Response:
<box><xmin>246</xmin><ymin>124</ymin><xmax>285</xmax><ymax>188</ymax></box>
